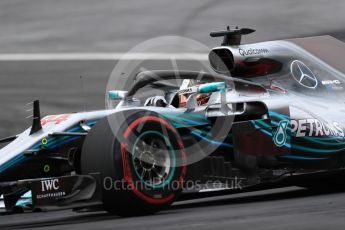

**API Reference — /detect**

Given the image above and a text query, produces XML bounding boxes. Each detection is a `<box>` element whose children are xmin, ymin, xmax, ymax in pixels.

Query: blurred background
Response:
<box><xmin>0</xmin><ymin>0</ymin><xmax>345</xmax><ymax>137</ymax></box>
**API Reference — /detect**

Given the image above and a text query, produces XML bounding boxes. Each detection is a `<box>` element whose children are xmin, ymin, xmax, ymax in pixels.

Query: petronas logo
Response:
<box><xmin>274</xmin><ymin>120</ymin><xmax>289</xmax><ymax>147</ymax></box>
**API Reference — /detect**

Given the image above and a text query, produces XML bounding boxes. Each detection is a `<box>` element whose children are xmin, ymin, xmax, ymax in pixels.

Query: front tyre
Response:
<box><xmin>81</xmin><ymin>111</ymin><xmax>187</xmax><ymax>216</ymax></box>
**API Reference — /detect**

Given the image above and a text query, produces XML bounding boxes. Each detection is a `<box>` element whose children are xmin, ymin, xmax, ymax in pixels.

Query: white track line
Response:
<box><xmin>0</xmin><ymin>53</ymin><xmax>208</xmax><ymax>61</ymax></box>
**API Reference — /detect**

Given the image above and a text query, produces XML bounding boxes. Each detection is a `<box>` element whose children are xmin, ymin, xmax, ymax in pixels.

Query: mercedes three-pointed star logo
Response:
<box><xmin>290</xmin><ymin>60</ymin><xmax>318</xmax><ymax>89</ymax></box>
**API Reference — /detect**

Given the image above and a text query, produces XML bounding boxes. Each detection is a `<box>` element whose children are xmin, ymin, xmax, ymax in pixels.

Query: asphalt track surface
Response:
<box><xmin>2</xmin><ymin>187</ymin><xmax>345</xmax><ymax>230</ymax></box>
<box><xmin>1</xmin><ymin>0</ymin><xmax>345</xmax><ymax>53</ymax></box>
<box><xmin>1</xmin><ymin>0</ymin><xmax>345</xmax><ymax>229</ymax></box>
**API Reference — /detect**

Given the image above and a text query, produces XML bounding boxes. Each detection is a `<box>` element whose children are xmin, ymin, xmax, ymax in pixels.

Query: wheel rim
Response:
<box><xmin>131</xmin><ymin>131</ymin><xmax>176</xmax><ymax>188</ymax></box>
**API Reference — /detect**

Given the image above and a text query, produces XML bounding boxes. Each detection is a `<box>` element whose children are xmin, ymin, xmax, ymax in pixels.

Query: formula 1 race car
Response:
<box><xmin>1</xmin><ymin>27</ymin><xmax>345</xmax><ymax>216</ymax></box>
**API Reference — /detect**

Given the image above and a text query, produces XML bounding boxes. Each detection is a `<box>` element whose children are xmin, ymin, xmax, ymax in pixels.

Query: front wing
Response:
<box><xmin>0</xmin><ymin>173</ymin><xmax>102</xmax><ymax>212</ymax></box>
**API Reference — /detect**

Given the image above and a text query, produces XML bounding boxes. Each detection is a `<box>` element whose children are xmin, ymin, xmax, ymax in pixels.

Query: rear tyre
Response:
<box><xmin>81</xmin><ymin>110</ymin><xmax>187</xmax><ymax>216</ymax></box>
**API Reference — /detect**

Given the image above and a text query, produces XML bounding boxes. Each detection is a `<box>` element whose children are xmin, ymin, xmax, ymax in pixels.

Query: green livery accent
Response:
<box><xmin>41</xmin><ymin>138</ymin><xmax>48</xmax><ymax>145</ymax></box>
<box><xmin>273</xmin><ymin>120</ymin><xmax>289</xmax><ymax>147</ymax></box>
<box><xmin>108</xmin><ymin>91</ymin><xmax>120</xmax><ymax>100</ymax></box>
<box><xmin>131</xmin><ymin>131</ymin><xmax>176</xmax><ymax>189</ymax></box>
<box><xmin>43</xmin><ymin>164</ymin><xmax>50</xmax><ymax>173</ymax></box>
<box><xmin>108</xmin><ymin>90</ymin><xmax>128</xmax><ymax>100</ymax></box>
<box><xmin>198</xmin><ymin>82</ymin><xmax>225</xmax><ymax>93</ymax></box>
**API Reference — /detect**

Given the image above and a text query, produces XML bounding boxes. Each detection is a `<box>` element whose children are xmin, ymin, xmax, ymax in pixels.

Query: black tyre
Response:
<box><xmin>81</xmin><ymin>110</ymin><xmax>187</xmax><ymax>216</ymax></box>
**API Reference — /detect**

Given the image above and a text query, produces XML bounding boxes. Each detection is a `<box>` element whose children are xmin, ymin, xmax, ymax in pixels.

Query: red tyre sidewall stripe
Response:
<box><xmin>119</xmin><ymin>115</ymin><xmax>187</xmax><ymax>204</ymax></box>
<box><xmin>123</xmin><ymin>116</ymin><xmax>175</xmax><ymax>137</ymax></box>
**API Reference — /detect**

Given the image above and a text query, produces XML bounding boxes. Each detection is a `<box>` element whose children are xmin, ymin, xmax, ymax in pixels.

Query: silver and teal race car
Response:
<box><xmin>2</xmin><ymin>27</ymin><xmax>345</xmax><ymax>216</ymax></box>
